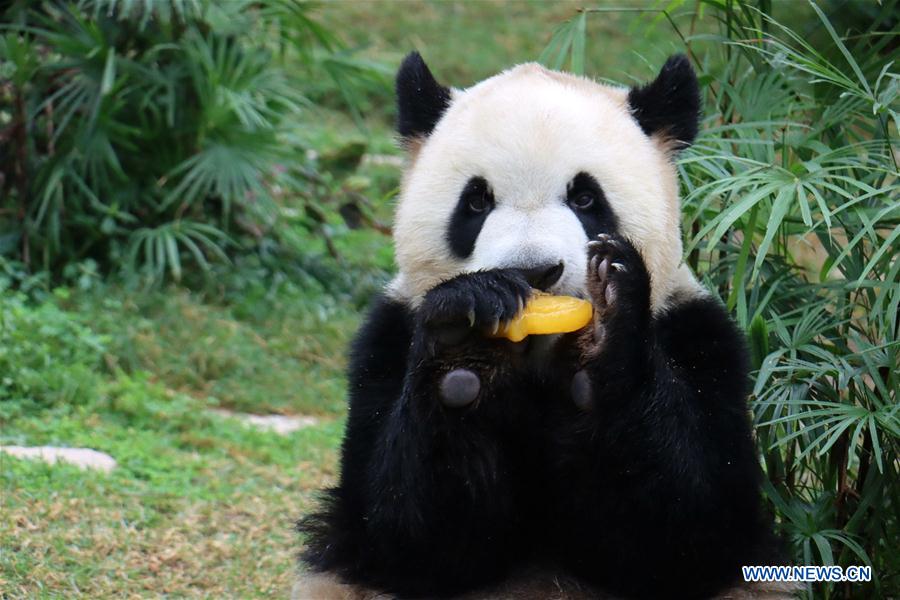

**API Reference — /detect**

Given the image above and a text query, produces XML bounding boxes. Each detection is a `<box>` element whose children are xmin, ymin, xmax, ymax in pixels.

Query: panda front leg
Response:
<box><xmin>551</xmin><ymin>233</ymin><xmax>772</xmax><ymax>599</ymax></box>
<box><xmin>301</xmin><ymin>269</ymin><xmax>543</xmax><ymax>598</ymax></box>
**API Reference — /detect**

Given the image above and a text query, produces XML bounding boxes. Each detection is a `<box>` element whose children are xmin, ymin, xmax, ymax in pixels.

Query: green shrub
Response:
<box><xmin>0</xmin><ymin>290</ymin><xmax>107</xmax><ymax>417</ymax></box>
<box><xmin>682</xmin><ymin>6</ymin><xmax>897</xmax><ymax>597</ymax></box>
<box><xmin>0</xmin><ymin>0</ymin><xmax>389</xmax><ymax>284</ymax></box>
<box><xmin>54</xmin><ymin>283</ymin><xmax>357</xmax><ymax>416</ymax></box>
<box><xmin>102</xmin><ymin>370</ymin><xmax>212</xmax><ymax>435</ymax></box>
<box><xmin>549</xmin><ymin>2</ymin><xmax>897</xmax><ymax>597</ymax></box>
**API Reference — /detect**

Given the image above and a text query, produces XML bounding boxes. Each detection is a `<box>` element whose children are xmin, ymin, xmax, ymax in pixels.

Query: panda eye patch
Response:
<box><xmin>565</xmin><ymin>172</ymin><xmax>619</xmax><ymax>240</ymax></box>
<box><xmin>447</xmin><ymin>176</ymin><xmax>494</xmax><ymax>258</ymax></box>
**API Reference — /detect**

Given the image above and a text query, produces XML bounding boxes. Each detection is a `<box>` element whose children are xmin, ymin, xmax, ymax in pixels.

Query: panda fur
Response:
<box><xmin>297</xmin><ymin>53</ymin><xmax>792</xmax><ymax>599</ymax></box>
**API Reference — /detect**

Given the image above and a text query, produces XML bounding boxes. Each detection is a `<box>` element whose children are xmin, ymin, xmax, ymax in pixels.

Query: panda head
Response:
<box><xmin>388</xmin><ymin>52</ymin><xmax>703</xmax><ymax>311</ymax></box>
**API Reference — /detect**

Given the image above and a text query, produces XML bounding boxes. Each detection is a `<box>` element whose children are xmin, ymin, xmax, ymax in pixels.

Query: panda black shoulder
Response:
<box><xmin>653</xmin><ymin>292</ymin><xmax>751</xmax><ymax>401</ymax></box>
<box><xmin>347</xmin><ymin>294</ymin><xmax>415</xmax><ymax>390</ymax></box>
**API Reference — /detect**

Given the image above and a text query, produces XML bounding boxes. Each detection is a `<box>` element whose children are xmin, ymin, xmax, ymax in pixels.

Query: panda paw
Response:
<box><xmin>409</xmin><ymin>270</ymin><xmax>533</xmax><ymax>410</ymax></box>
<box><xmin>419</xmin><ymin>269</ymin><xmax>532</xmax><ymax>345</ymax></box>
<box><xmin>570</xmin><ymin>234</ymin><xmax>652</xmax><ymax>411</ymax></box>
<box><xmin>585</xmin><ymin>233</ymin><xmax>650</xmax><ymax>332</ymax></box>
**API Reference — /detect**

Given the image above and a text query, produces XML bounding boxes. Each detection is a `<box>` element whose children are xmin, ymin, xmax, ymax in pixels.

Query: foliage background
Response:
<box><xmin>1</xmin><ymin>1</ymin><xmax>897</xmax><ymax>598</ymax></box>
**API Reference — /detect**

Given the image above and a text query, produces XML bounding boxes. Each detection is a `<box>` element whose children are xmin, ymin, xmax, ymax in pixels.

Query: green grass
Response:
<box><xmin>1</xmin><ymin>285</ymin><xmax>353</xmax><ymax>598</ymax></box>
<box><xmin>2</xmin><ymin>382</ymin><xmax>344</xmax><ymax>597</ymax></box>
<box><xmin>73</xmin><ymin>288</ymin><xmax>357</xmax><ymax>415</ymax></box>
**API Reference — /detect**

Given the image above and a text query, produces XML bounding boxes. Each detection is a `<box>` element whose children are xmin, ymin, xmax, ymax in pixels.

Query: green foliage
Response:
<box><xmin>55</xmin><ymin>280</ymin><xmax>357</xmax><ymax>415</ymax></box>
<box><xmin>0</xmin><ymin>272</ymin><xmax>357</xmax><ymax>423</ymax></box>
<box><xmin>0</xmin><ymin>0</ymin><xmax>389</xmax><ymax>284</ymax></box>
<box><xmin>0</xmin><ymin>290</ymin><xmax>107</xmax><ymax>416</ymax></box>
<box><xmin>548</xmin><ymin>2</ymin><xmax>898</xmax><ymax>597</ymax></box>
<box><xmin>684</xmin><ymin>7</ymin><xmax>898</xmax><ymax>597</ymax></box>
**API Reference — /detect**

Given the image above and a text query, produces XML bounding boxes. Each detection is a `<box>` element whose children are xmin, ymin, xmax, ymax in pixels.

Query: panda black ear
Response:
<box><xmin>627</xmin><ymin>54</ymin><xmax>701</xmax><ymax>150</ymax></box>
<box><xmin>396</xmin><ymin>51</ymin><xmax>452</xmax><ymax>140</ymax></box>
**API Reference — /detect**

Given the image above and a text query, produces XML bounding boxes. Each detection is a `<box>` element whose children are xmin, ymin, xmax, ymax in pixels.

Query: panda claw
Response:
<box><xmin>490</xmin><ymin>318</ymin><xmax>500</xmax><ymax>335</ymax></box>
<box><xmin>610</xmin><ymin>262</ymin><xmax>627</xmax><ymax>273</ymax></box>
<box><xmin>587</xmin><ymin>240</ymin><xmax>604</xmax><ymax>252</ymax></box>
<box><xmin>467</xmin><ymin>308</ymin><xmax>476</xmax><ymax>328</ymax></box>
<box><xmin>596</xmin><ymin>258</ymin><xmax>609</xmax><ymax>282</ymax></box>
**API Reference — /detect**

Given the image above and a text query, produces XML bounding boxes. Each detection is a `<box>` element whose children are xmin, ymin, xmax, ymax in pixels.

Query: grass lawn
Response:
<box><xmin>0</xmin><ymin>280</ymin><xmax>363</xmax><ymax>597</ymax></box>
<box><xmin>2</xmin><ymin>407</ymin><xmax>344</xmax><ymax>597</ymax></box>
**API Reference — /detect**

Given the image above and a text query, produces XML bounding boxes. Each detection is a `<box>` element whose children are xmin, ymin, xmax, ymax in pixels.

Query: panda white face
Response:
<box><xmin>462</xmin><ymin>172</ymin><xmax>603</xmax><ymax>299</ymax></box>
<box><xmin>389</xmin><ymin>58</ymin><xmax>700</xmax><ymax>311</ymax></box>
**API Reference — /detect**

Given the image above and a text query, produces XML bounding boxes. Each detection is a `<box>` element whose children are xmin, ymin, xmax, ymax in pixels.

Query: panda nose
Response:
<box><xmin>516</xmin><ymin>262</ymin><xmax>564</xmax><ymax>291</ymax></box>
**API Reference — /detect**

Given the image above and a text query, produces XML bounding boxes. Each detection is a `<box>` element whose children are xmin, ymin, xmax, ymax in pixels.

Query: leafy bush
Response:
<box><xmin>102</xmin><ymin>370</ymin><xmax>212</xmax><ymax>436</ymax></box>
<box><xmin>49</xmin><ymin>282</ymin><xmax>358</xmax><ymax>415</ymax></box>
<box><xmin>0</xmin><ymin>290</ymin><xmax>106</xmax><ymax>416</ymax></box>
<box><xmin>547</xmin><ymin>2</ymin><xmax>897</xmax><ymax>597</ymax></box>
<box><xmin>680</xmin><ymin>9</ymin><xmax>898</xmax><ymax>597</ymax></box>
<box><xmin>0</xmin><ymin>0</ymin><xmax>389</xmax><ymax>284</ymax></box>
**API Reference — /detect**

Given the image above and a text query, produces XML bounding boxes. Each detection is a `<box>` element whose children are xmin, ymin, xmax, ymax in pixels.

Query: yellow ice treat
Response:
<box><xmin>493</xmin><ymin>293</ymin><xmax>593</xmax><ymax>342</ymax></box>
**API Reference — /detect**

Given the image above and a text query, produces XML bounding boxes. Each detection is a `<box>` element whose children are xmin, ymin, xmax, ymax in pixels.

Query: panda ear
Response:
<box><xmin>627</xmin><ymin>54</ymin><xmax>701</xmax><ymax>150</ymax></box>
<box><xmin>396</xmin><ymin>51</ymin><xmax>452</xmax><ymax>140</ymax></box>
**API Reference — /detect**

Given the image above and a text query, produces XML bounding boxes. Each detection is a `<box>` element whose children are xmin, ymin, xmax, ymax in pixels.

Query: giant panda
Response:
<box><xmin>296</xmin><ymin>52</ymin><xmax>794</xmax><ymax>599</ymax></box>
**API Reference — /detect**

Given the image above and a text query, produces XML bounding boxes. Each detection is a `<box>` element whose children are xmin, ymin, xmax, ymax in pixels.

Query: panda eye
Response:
<box><xmin>570</xmin><ymin>191</ymin><xmax>595</xmax><ymax>210</ymax></box>
<box><xmin>467</xmin><ymin>190</ymin><xmax>492</xmax><ymax>213</ymax></box>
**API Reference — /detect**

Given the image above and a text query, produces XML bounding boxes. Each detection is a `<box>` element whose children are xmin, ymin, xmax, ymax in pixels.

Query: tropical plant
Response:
<box><xmin>543</xmin><ymin>2</ymin><xmax>898</xmax><ymax>598</ymax></box>
<box><xmin>0</xmin><ymin>0</ymin><xmax>389</xmax><ymax>284</ymax></box>
<box><xmin>0</xmin><ymin>289</ymin><xmax>107</xmax><ymax>417</ymax></box>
